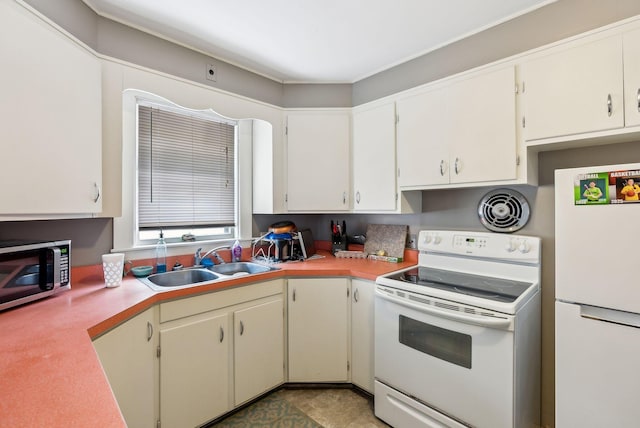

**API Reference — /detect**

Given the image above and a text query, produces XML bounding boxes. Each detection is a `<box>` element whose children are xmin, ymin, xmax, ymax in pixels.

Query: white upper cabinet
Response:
<box><xmin>624</xmin><ymin>28</ymin><xmax>640</xmax><ymax>127</ymax></box>
<box><xmin>352</xmin><ymin>102</ymin><xmax>398</xmax><ymax>211</ymax></box>
<box><xmin>397</xmin><ymin>86</ymin><xmax>450</xmax><ymax>188</ymax></box>
<box><xmin>285</xmin><ymin>111</ymin><xmax>350</xmax><ymax>212</ymax></box>
<box><xmin>448</xmin><ymin>66</ymin><xmax>517</xmax><ymax>184</ymax></box>
<box><xmin>397</xmin><ymin>66</ymin><xmax>517</xmax><ymax>188</ymax></box>
<box><xmin>0</xmin><ymin>1</ymin><xmax>102</xmax><ymax>216</ymax></box>
<box><xmin>521</xmin><ymin>35</ymin><xmax>624</xmax><ymax>141</ymax></box>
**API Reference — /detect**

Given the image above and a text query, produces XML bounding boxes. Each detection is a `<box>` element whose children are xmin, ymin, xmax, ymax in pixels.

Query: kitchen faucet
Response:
<box><xmin>194</xmin><ymin>245</ymin><xmax>230</xmax><ymax>266</ymax></box>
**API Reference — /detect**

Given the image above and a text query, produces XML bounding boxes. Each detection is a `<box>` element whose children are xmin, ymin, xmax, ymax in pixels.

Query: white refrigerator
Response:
<box><xmin>555</xmin><ymin>163</ymin><xmax>640</xmax><ymax>427</ymax></box>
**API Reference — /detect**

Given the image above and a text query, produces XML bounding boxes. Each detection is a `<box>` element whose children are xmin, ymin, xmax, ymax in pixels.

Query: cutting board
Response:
<box><xmin>363</xmin><ymin>224</ymin><xmax>408</xmax><ymax>258</ymax></box>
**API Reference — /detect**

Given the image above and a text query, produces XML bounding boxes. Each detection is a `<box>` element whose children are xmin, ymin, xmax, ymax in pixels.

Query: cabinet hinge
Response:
<box><xmin>515</xmin><ymin>83</ymin><xmax>519</xmax><ymax>94</ymax></box>
<box><xmin>285</xmin><ymin>193</ymin><xmax>288</xmax><ymax>203</ymax></box>
<box><xmin>156</xmin><ymin>345</ymin><xmax>161</xmax><ymax>359</ymax></box>
<box><xmin>395</xmin><ymin>193</ymin><xmax>398</xmax><ymax>202</ymax></box>
<box><xmin>522</xmin><ymin>81</ymin><xmax>525</xmax><ymax>93</ymax></box>
<box><xmin>285</xmin><ymin>126</ymin><xmax>288</xmax><ymax>136</ymax></box>
<box><xmin>522</xmin><ymin>116</ymin><xmax>526</xmax><ymax>128</ymax></box>
<box><xmin>395</xmin><ymin>114</ymin><xmax>399</xmax><ymax>125</ymax></box>
<box><xmin>516</xmin><ymin>155</ymin><xmax>521</xmax><ymax>166</ymax></box>
<box><xmin>157</xmin><ymin>419</ymin><xmax>161</xmax><ymax>428</ymax></box>
<box><xmin>397</xmin><ymin>168</ymin><xmax>400</xmax><ymax>178</ymax></box>
<box><xmin>347</xmin><ymin>288</ymin><xmax>350</xmax><ymax>298</ymax></box>
<box><xmin>347</xmin><ymin>361</ymin><xmax>350</xmax><ymax>372</ymax></box>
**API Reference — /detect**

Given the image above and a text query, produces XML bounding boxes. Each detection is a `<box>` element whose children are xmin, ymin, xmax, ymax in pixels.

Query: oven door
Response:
<box><xmin>375</xmin><ymin>285</ymin><xmax>515</xmax><ymax>428</ymax></box>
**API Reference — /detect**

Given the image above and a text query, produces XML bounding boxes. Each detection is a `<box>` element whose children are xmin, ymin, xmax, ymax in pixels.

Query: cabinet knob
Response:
<box><xmin>354</xmin><ymin>288</ymin><xmax>359</xmax><ymax>303</ymax></box>
<box><xmin>607</xmin><ymin>93</ymin><xmax>612</xmax><ymax>117</ymax></box>
<box><xmin>219</xmin><ymin>326</ymin><xmax>224</xmax><ymax>343</ymax></box>
<box><xmin>146</xmin><ymin>321</ymin><xmax>153</xmax><ymax>342</ymax></box>
<box><xmin>356</xmin><ymin>191</ymin><xmax>361</xmax><ymax>204</ymax></box>
<box><xmin>454</xmin><ymin>158</ymin><xmax>461</xmax><ymax>175</ymax></box>
<box><xmin>439</xmin><ymin>160</ymin><xmax>446</xmax><ymax>176</ymax></box>
<box><xmin>239</xmin><ymin>321</ymin><xmax>245</xmax><ymax>336</ymax></box>
<box><xmin>637</xmin><ymin>88</ymin><xmax>640</xmax><ymax>112</ymax></box>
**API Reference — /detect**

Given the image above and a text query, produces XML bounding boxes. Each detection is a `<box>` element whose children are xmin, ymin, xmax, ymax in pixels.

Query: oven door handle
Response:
<box><xmin>376</xmin><ymin>288</ymin><xmax>513</xmax><ymax>330</ymax></box>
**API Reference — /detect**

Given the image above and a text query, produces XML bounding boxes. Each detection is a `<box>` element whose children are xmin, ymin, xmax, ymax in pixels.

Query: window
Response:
<box><xmin>114</xmin><ymin>88</ymin><xmax>258</xmax><ymax>256</ymax></box>
<box><xmin>136</xmin><ymin>102</ymin><xmax>237</xmax><ymax>244</ymax></box>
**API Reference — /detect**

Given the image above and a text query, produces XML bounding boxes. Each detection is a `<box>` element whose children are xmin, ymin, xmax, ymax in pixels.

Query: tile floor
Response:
<box><xmin>214</xmin><ymin>387</ymin><xmax>390</xmax><ymax>427</ymax></box>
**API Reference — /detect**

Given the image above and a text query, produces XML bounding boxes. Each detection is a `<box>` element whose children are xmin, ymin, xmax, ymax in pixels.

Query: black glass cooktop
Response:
<box><xmin>387</xmin><ymin>266</ymin><xmax>532</xmax><ymax>303</ymax></box>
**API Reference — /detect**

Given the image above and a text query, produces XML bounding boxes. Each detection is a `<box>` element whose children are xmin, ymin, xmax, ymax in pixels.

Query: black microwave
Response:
<box><xmin>0</xmin><ymin>240</ymin><xmax>71</xmax><ymax>311</ymax></box>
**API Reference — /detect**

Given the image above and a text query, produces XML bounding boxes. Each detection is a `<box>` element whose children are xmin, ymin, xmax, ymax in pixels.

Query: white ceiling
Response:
<box><xmin>82</xmin><ymin>0</ymin><xmax>554</xmax><ymax>83</ymax></box>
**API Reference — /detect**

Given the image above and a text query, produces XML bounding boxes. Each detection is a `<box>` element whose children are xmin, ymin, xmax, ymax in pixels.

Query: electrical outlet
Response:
<box><xmin>206</xmin><ymin>64</ymin><xmax>217</xmax><ymax>82</ymax></box>
<box><xmin>407</xmin><ymin>234</ymin><xmax>417</xmax><ymax>249</ymax></box>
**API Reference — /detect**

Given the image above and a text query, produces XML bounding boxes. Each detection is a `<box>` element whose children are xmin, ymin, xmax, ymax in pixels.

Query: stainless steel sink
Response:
<box><xmin>139</xmin><ymin>262</ymin><xmax>279</xmax><ymax>291</ymax></box>
<box><xmin>144</xmin><ymin>269</ymin><xmax>221</xmax><ymax>288</ymax></box>
<box><xmin>209</xmin><ymin>262</ymin><xmax>278</xmax><ymax>276</ymax></box>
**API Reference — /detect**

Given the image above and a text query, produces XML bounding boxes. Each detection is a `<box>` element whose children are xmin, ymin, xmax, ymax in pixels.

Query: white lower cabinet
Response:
<box><xmin>93</xmin><ymin>307</ymin><xmax>158</xmax><ymax>428</ymax></box>
<box><xmin>288</xmin><ymin>278</ymin><xmax>350</xmax><ymax>382</ymax></box>
<box><xmin>158</xmin><ymin>279</ymin><xmax>284</xmax><ymax>427</ymax></box>
<box><xmin>95</xmin><ymin>280</ymin><xmax>284</xmax><ymax>428</ymax></box>
<box><xmin>234</xmin><ymin>297</ymin><xmax>285</xmax><ymax>406</ymax></box>
<box><xmin>95</xmin><ymin>276</ymin><xmax>382</xmax><ymax>427</ymax></box>
<box><xmin>160</xmin><ymin>311</ymin><xmax>230</xmax><ymax>428</ymax></box>
<box><xmin>350</xmin><ymin>279</ymin><xmax>375</xmax><ymax>393</ymax></box>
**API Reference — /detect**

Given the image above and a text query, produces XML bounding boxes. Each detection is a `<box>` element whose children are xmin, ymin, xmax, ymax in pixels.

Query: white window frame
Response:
<box><xmin>114</xmin><ymin>89</ymin><xmax>253</xmax><ymax>258</ymax></box>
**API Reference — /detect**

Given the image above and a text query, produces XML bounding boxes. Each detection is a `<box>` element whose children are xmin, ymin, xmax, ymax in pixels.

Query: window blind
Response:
<box><xmin>137</xmin><ymin>105</ymin><xmax>236</xmax><ymax>229</ymax></box>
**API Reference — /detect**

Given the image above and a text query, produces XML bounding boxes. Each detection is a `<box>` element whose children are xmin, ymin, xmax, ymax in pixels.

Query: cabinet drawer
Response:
<box><xmin>160</xmin><ymin>279</ymin><xmax>283</xmax><ymax>323</ymax></box>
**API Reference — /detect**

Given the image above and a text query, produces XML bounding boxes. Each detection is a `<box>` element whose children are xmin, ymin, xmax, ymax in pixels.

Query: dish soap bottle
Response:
<box><xmin>231</xmin><ymin>240</ymin><xmax>242</xmax><ymax>263</ymax></box>
<box><xmin>155</xmin><ymin>230</ymin><xmax>167</xmax><ymax>273</ymax></box>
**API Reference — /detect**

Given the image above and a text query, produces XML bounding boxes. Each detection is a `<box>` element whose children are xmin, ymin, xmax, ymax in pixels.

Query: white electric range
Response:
<box><xmin>374</xmin><ymin>230</ymin><xmax>541</xmax><ymax>428</ymax></box>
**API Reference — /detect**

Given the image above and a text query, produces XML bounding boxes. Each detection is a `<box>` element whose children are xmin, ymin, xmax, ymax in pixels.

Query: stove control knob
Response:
<box><xmin>518</xmin><ymin>240</ymin><xmax>530</xmax><ymax>254</ymax></box>
<box><xmin>505</xmin><ymin>239</ymin><xmax>517</xmax><ymax>252</ymax></box>
<box><xmin>423</xmin><ymin>234</ymin><xmax>432</xmax><ymax>244</ymax></box>
<box><xmin>433</xmin><ymin>235</ymin><xmax>442</xmax><ymax>245</ymax></box>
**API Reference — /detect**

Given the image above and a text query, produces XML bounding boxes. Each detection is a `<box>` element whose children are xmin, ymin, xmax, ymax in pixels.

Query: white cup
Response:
<box><xmin>102</xmin><ymin>253</ymin><xmax>125</xmax><ymax>288</ymax></box>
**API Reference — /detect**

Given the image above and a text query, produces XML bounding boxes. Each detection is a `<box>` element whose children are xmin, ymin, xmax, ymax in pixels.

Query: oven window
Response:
<box><xmin>399</xmin><ymin>315</ymin><xmax>472</xmax><ymax>369</ymax></box>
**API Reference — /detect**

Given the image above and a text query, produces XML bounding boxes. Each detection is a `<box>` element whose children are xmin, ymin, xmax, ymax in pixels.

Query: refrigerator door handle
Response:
<box><xmin>580</xmin><ymin>304</ymin><xmax>640</xmax><ymax>329</ymax></box>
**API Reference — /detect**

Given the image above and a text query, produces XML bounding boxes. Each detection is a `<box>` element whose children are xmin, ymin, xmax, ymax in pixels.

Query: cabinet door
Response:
<box><xmin>160</xmin><ymin>312</ymin><xmax>230</xmax><ymax>428</ymax></box>
<box><xmin>286</xmin><ymin>112</ymin><xmax>350</xmax><ymax>211</ymax></box>
<box><xmin>0</xmin><ymin>1</ymin><xmax>102</xmax><ymax>215</ymax></box>
<box><xmin>93</xmin><ymin>308</ymin><xmax>157</xmax><ymax>428</ymax></box>
<box><xmin>522</xmin><ymin>35</ymin><xmax>624</xmax><ymax>141</ymax></box>
<box><xmin>234</xmin><ymin>297</ymin><xmax>284</xmax><ymax>405</ymax></box>
<box><xmin>397</xmin><ymin>87</ymin><xmax>450</xmax><ymax>188</ymax></box>
<box><xmin>288</xmin><ymin>278</ymin><xmax>349</xmax><ymax>382</ymax></box>
<box><xmin>624</xmin><ymin>28</ymin><xmax>640</xmax><ymax>127</ymax></box>
<box><xmin>448</xmin><ymin>66</ymin><xmax>517</xmax><ymax>184</ymax></box>
<box><xmin>351</xmin><ymin>279</ymin><xmax>375</xmax><ymax>393</ymax></box>
<box><xmin>352</xmin><ymin>103</ymin><xmax>397</xmax><ymax>211</ymax></box>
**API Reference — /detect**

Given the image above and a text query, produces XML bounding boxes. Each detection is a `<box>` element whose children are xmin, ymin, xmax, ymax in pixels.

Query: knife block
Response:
<box><xmin>331</xmin><ymin>237</ymin><xmax>347</xmax><ymax>255</ymax></box>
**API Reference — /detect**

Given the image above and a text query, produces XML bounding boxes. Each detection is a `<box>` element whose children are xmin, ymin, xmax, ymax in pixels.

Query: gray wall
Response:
<box><xmin>0</xmin><ymin>218</ymin><xmax>112</xmax><ymax>266</ymax></box>
<box><xmin>353</xmin><ymin>0</ymin><xmax>640</xmax><ymax>105</ymax></box>
<box><xmin>23</xmin><ymin>0</ymin><xmax>640</xmax><ymax>108</ymax></box>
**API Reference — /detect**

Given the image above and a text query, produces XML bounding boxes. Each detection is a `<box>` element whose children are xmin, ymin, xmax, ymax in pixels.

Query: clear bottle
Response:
<box><xmin>155</xmin><ymin>230</ymin><xmax>167</xmax><ymax>273</ymax></box>
<box><xmin>232</xmin><ymin>240</ymin><xmax>242</xmax><ymax>263</ymax></box>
